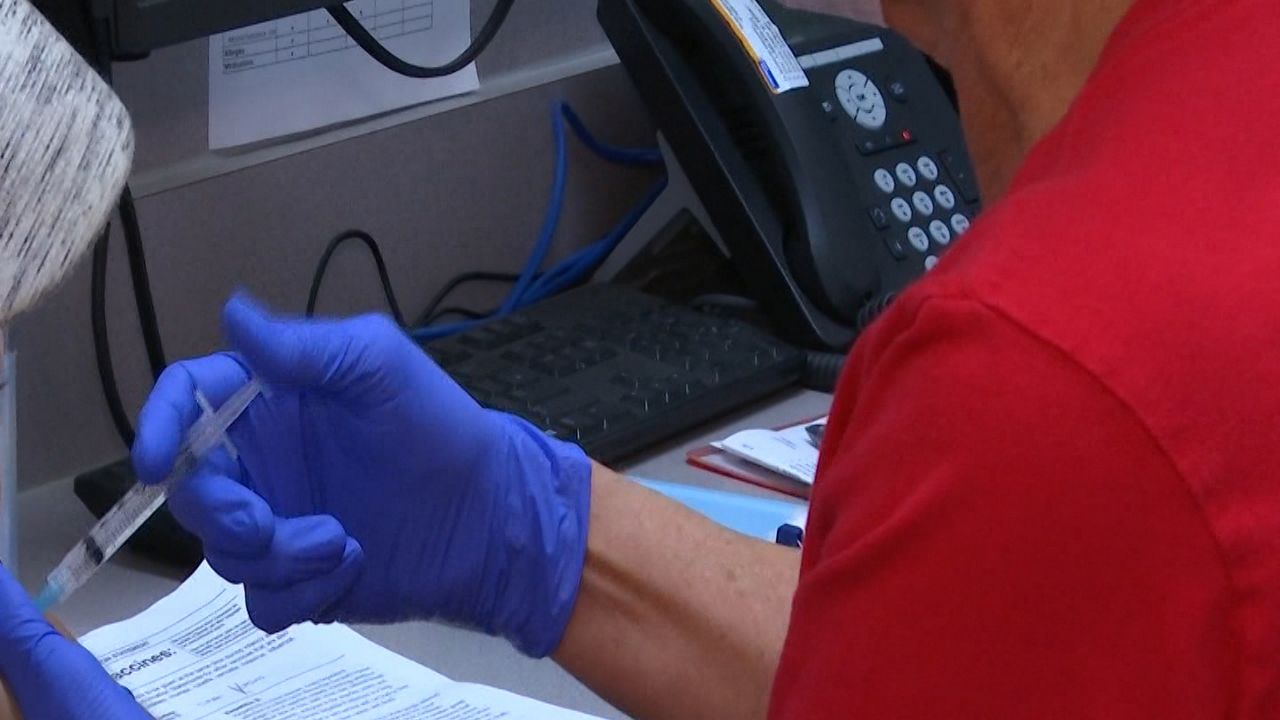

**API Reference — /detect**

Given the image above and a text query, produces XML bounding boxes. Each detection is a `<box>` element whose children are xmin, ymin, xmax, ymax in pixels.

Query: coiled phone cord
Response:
<box><xmin>801</xmin><ymin>292</ymin><xmax>897</xmax><ymax>392</ymax></box>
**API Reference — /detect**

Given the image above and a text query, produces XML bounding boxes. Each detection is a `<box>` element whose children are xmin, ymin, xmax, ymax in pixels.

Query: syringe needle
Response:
<box><xmin>34</xmin><ymin>378</ymin><xmax>263</xmax><ymax>611</ymax></box>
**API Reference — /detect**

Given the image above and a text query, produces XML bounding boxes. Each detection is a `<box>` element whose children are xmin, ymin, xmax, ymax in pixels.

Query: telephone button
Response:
<box><xmin>895</xmin><ymin>162</ymin><xmax>918</xmax><ymax>187</ymax></box>
<box><xmin>925</xmin><ymin>255</ymin><xmax>940</xmax><ymax>271</ymax></box>
<box><xmin>859</xmin><ymin>102</ymin><xmax>887</xmax><ymax>130</ymax></box>
<box><xmin>835</xmin><ymin>69</ymin><xmax>888</xmax><ymax>130</ymax></box>
<box><xmin>884</xmin><ymin>236</ymin><xmax>909</xmax><ymax>260</ymax></box>
<box><xmin>912</xmin><ymin>191</ymin><xmax>934</xmax><ymax>216</ymax></box>
<box><xmin>867</xmin><ymin>206</ymin><xmax>890</xmax><ymax>230</ymax></box>
<box><xmin>933</xmin><ymin>184</ymin><xmax>956</xmax><ymax>210</ymax></box>
<box><xmin>873</xmin><ymin>168</ymin><xmax>896</xmax><ymax>194</ymax></box>
<box><xmin>951</xmin><ymin>213</ymin><xmax>971</xmax><ymax>235</ymax></box>
<box><xmin>929</xmin><ymin>219</ymin><xmax>952</xmax><ymax>246</ymax></box>
<box><xmin>906</xmin><ymin>226</ymin><xmax>929</xmax><ymax>253</ymax></box>
<box><xmin>890</xmin><ymin>197</ymin><xmax>913</xmax><ymax>223</ymax></box>
<box><xmin>916</xmin><ymin>156</ymin><xmax>940</xmax><ymax>181</ymax></box>
<box><xmin>887</xmin><ymin>79</ymin><xmax>908</xmax><ymax>102</ymax></box>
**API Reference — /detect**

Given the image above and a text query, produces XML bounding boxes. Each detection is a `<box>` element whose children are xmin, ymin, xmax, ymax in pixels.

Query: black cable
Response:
<box><xmin>802</xmin><ymin>351</ymin><xmax>847</xmax><ymax>393</ymax></box>
<box><xmin>307</xmin><ymin>229</ymin><xmax>406</xmax><ymax>326</ymax></box>
<box><xmin>855</xmin><ymin>292</ymin><xmax>897</xmax><ymax>334</ymax></box>
<box><xmin>689</xmin><ymin>294</ymin><xmax>759</xmax><ymax>312</ymax></box>
<box><xmin>91</xmin><ymin>225</ymin><xmax>136</xmax><ymax>447</ymax></box>
<box><xmin>800</xmin><ymin>293</ymin><xmax>899</xmax><ymax>392</ymax></box>
<box><xmin>119</xmin><ymin>186</ymin><xmax>167</xmax><ymax>380</ymax></box>
<box><xmin>428</xmin><ymin>306</ymin><xmax>490</xmax><ymax>323</ymax></box>
<box><xmin>86</xmin><ymin>4</ymin><xmax>154</xmax><ymax>447</ymax></box>
<box><xmin>414</xmin><ymin>271</ymin><xmax>521</xmax><ymax>326</ymax></box>
<box><xmin>328</xmin><ymin>0</ymin><xmax>516</xmax><ymax>78</ymax></box>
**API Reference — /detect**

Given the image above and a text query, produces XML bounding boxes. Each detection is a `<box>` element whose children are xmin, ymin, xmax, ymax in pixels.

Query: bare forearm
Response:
<box><xmin>554</xmin><ymin>463</ymin><xmax>800</xmax><ymax>719</ymax></box>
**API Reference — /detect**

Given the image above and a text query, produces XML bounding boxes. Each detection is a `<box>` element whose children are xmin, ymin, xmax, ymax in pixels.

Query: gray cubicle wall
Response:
<box><xmin>13</xmin><ymin>0</ymin><xmax>664</xmax><ymax>488</ymax></box>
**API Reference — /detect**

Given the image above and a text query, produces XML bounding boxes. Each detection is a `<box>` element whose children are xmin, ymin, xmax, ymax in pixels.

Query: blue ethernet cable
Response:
<box><xmin>409</xmin><ymin>101</ymin><xmax>666</xmax><ymax>341</ymax></box>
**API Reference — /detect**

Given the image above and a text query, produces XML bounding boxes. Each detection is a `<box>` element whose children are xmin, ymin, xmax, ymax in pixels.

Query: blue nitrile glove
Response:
<box><xmin>0</xmin><ymin>565</ymin><xmax>149</xmax><ymax>719</ymax></box>
<box><xmin>131</xmin><ymin>293</ymin><xmax>592</xmax><ymax>657</ymax></box>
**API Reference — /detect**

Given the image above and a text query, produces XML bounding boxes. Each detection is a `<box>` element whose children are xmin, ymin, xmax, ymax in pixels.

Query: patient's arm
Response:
<box><xmin>553</xmin><ymin>465</ymin><xmax>800</xmax><ymax>719</ymax></box>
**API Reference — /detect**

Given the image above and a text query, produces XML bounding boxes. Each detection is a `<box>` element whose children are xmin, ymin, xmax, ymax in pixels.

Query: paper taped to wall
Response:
<box><xmin>80</xmin><ymin>563</ymin><xmax>600</xmax><ymax>719</ymax></box>
<box><xmin>208</xmin><ymin>0</ymin><xmax>479</xmax><ymax>149</ymax></box>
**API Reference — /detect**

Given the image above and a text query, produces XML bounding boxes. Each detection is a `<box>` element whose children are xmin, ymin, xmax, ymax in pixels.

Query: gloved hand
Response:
<box><xmin>132</xmin><ymin>293</ymin><xmax>592</xmax><ymax>657</ymax></box>
<box><xmin>0</xmin><ymin>565</ymin><xmax>149</xmax><ymax>720</ymax></box>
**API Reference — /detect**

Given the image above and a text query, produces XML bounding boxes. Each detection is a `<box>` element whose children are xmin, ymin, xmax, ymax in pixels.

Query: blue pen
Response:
<box><xmin>776</xmin><ymin>523</ymin><xmax>804</xmax><ymax>548</ymax></box>
<box><xmin>805</xmin><ymin>422</ymin><xmax>825</xmax><ymax>448</ymax></box>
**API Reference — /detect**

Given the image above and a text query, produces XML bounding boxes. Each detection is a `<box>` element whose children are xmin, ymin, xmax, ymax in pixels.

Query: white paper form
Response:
<box><xmin>80</xmin><ymin>563</ymin><xmax>599</xmax><ymax>719</ymax></box>
<box><xmin>208</xmin><ymin>0</ymin><xmax>479</xmax><ymax>149</ymax></box>
<box><xmin>712</xmin><ymin>416</ymin><xmax>828</xmax><ymax>485</ymax></box>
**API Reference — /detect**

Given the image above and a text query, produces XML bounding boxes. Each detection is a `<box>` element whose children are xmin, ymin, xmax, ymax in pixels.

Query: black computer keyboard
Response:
<box><xmin>423</xmin><ymin>284</ymin><xmax>804</xmax><ymax>463</ymax></box>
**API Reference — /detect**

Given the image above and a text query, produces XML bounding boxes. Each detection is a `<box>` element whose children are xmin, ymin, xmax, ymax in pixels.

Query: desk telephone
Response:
<box><xmin>599</xmin><ymin>0</ymin><xmax>981</xmax><ymax>350</ymax></box>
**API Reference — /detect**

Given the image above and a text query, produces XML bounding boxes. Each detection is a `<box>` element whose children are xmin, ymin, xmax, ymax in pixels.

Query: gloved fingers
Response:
<box><xmin>243</xmin><ymin>537</ymin><xmax>364</xmax><ymax>635</ymax></box>
<box><xmin>206</xmin><ymin>515</ymin><xmax>349</xmax><ymax>589</ymax></box>
<box><xmin>0</xmin><ymin>564</ymin><xmax>60</xmax><ymax>679</ymax></box>
<box><xmin>166</xmin><ymin>469</ymin><xmax>274</xmax><ymax>558</ymax></box>
<box><xmin>0</xmin><ymin>565</ymin><xmax>129</xmax><ymax>707</ymax></box>
<box><xmin>223</xmin><ymin>292</ymin><xmax>373</xmax><ymax>391</ymax></box>
<box><xmin>132</xmin><ymin>353</ymin><xmax>252</xmax><ymax>485</ymax></box>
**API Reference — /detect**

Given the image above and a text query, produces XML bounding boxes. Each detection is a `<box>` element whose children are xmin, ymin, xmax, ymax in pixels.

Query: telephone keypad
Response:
<box><xmin>925</xmin><ymin>255</ymin><xmax>940</xmax><ymax>271</ymax></box>
<box><xmin>871</xmin><ymin>150</ymin><xmax>972</xmax><ymax>261</ymax></box>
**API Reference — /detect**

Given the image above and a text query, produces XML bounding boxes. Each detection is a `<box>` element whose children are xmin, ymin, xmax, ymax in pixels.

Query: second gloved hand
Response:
<box><xmin>131</xmin><ymin>294</ymin><xmax>592</xmax><ymax>657</ymax></box>
<box><xmin>0</xmin><ymin>565</ymin><xmax>148</xmax><ymax>720</ymax></box>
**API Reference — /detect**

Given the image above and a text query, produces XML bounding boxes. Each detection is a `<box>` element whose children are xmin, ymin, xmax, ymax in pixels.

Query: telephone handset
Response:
<box><xmin>599</xmin><ymin>0</ymin><xmax>981</xmax><ymax>349</ymax></box>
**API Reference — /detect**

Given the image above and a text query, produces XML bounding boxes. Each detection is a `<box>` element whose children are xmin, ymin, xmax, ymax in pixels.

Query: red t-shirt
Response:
<box><xmin>770</xmin><ymin>0</ymin><xmax>1280</xmax><ymax>717</ymax></box>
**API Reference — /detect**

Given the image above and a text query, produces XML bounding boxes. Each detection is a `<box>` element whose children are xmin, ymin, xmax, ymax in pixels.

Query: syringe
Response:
<box><xmin>34</xmin><ymin>377</ymin><xmax>264</xmax><ymax>611</ymax></box>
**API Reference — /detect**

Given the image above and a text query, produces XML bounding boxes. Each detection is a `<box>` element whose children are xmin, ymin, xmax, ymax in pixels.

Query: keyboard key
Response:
<box><xmin>457</xmin><ymin>327</ymin><xmax>510</xmax><ymax>351</ymax></box>
<box><xmin>611</xmin><ymin>372</ymin><xmax>641</xmax><ymax>390</ymax></box>
<box><xmin>666</xmin><ymin>354</ymin><xmax>697</xmax><ymax>372</ymax></box>
<box><xmin>531</xmin><ymin>394</ymin><xmax>593</xmax><ymax>418</ymax></box>
<box><xmin>555</xmin><ymin>409</ymin><xmax>610</xmax><ymax>442</ymax></box>
<box><xmin>620</xmin><ymin>393</ymin><xmax>652</xmax><ymax>413</ymax></box>
<box><xmin>495</xmin><ymin>369</ymin><xmax>536</xmax><ymax>387</ymax></box>
<box><xmin>467</xmin><ymin>377</ymin><xmax>510</xmax><ymax>396</ymax></box>
<box><xmin>429</xmin><ymin>348</ymin><xmax>472</xmax><ymax>368</ymax></box>
<box><xmin>507</xmin><ymin>382</ymin><xmax>569</xmax><ymax>408</ymax></box>
<box><xmin>597</xmin><ymin>406</ymin><xmax>636</xmax><ymax>428</ymax></box>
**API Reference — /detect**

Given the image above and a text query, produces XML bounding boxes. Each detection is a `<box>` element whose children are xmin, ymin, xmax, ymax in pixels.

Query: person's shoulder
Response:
<box><xmin>874</xmin><ymin>86</ymin><xmax>1280</xmax><ymax>720</ymax></box>
<box><xmin>922</xmin><ymin>0</ymin><xmax>1280</xmax><ymax>345</ymax></box>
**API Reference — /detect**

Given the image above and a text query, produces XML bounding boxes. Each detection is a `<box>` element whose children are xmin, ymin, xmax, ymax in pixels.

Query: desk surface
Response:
<box><xmin>16</xmin><ymin>388</ymin><xmax>831</xmax><ymax>719</ymax></box>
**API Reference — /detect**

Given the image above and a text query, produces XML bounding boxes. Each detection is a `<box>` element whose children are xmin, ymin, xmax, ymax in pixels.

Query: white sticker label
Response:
<box><xmin>710</xmin><ymin>0</ymin><xmax>809</xmax><ymax>94</ymax></box>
